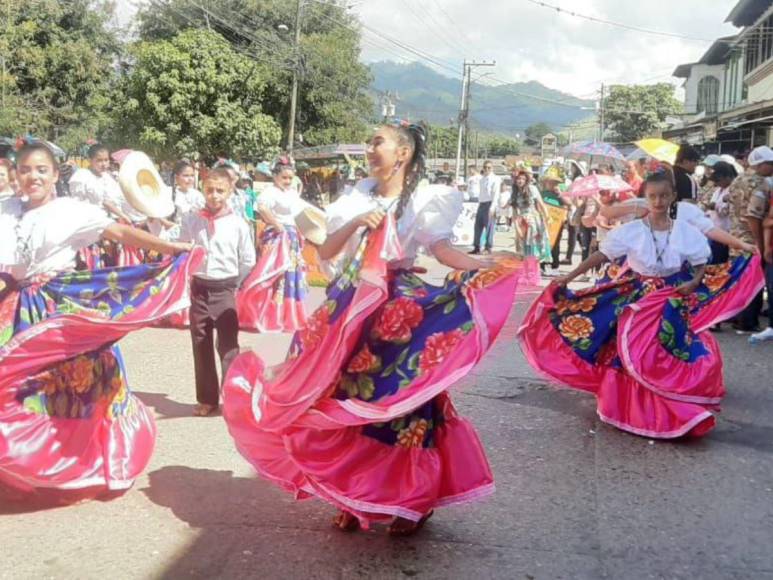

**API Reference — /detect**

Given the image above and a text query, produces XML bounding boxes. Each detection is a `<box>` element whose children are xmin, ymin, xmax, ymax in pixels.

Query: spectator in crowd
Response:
<box><xmin>470</xmin><ymin>160</ymin><xmax>501</xmax><ymax>255</ymax></box>
<box><xmin>0</xmin><ymin>158</ymin><xmax>14</xmax><ymax>200</ymax></box>
<box><xmin>623</xmin><ymin>160</ymin><xmax>644</xmax><ymax>196</ymax></box>
<box><xmin>705</xmin><ymin>161</ymin><xmax>737</xmax><ymax>264</ymax></box>
<box><xmin>467</xmin><ymin>164</ymin><xmax>481</xmax><ymax>201</ymax></box>
<box><xmin>728</xmin><ymin>146</ymin><xmax>773</xmax><ymax>333</ymax></box>
<box><xmin>752</xmin><ymin>189</ymin><xmax>773</xmax><ymax>343</ymax></box>
<box><xmin>673</xmin><ymin>144</ymin><xmax>701</xmax><ymax>202</ymax></box>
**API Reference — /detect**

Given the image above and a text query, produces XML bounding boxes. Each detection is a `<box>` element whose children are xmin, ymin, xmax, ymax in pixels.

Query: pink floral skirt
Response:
<box><xmin>518</xmin><ymin>254</ymin><xmax>764</xmax><ymax>439</ymax></box>
<box><xmin>223</xmin><ymin>222</ymin><xmax>526</xmax><ymax>526</ymax></box>
<box><xmin>0</xmin><ymin>249</ymin><xmax>204</xmax><ymax>495</ymax></box>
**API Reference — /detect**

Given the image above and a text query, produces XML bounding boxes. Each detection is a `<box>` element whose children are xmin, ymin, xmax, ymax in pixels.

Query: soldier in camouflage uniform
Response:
<box><xmin>727</xmin><ymin>171</ymin><xmax>769</xmax><ymax>252</ymax></box>
<box><xmin>727</xmin><ymin>147</ymin><xmax>773</xmax><ymax>331</ymax></box>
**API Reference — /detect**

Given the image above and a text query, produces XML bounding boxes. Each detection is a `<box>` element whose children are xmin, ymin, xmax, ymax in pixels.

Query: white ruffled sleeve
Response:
<box><xmin>675</xmin><ymin>221</ymin><xmax>711</xmax><ymax>266</ymax></box>
<box><xmin>413</xmin><ymin>186</ymin><xmax>463</xmax><ymax>248</ymax></box>
<box><xmin>599</xmin><ymin>221</ymin><xmax>635</xmax><ymax>260</ymax></box>
<box><xmin>68</xmin><ymin>169</ymin><xmax>102</xmax><ymax>206</ymax></box>
<box><xmin>325</xmin><ymin>180</ymin><xmax>376</xmax><ymax>234</ymax></box>
<box><xmin>67</xmin><ymin>199</ymin><xmax>115</xmax><ymax>247</ymax></box>
<box><xmin>255</xmin><ymin>187</ymin><xmax>278</xmax><ymax>212</ymax></box>
<box><xmin>677</xmin><ymin>202</ymin><xmax>714</xmax><ymax>234</ymax></box>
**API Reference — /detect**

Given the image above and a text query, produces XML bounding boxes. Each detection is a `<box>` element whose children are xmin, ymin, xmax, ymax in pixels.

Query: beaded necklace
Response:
<box><xmin>644</xmin><ymin>216</ymin><xmax>673</xmax><ymax>266</ymax></box>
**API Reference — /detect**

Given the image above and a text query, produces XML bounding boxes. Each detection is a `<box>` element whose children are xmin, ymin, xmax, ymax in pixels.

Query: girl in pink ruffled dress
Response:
<box><xmin>237</xmin><ymin>157</ymin><xmax>308</xmax><ymax>333</ymax></box>
<box><xmin>222</xmin><ymin>124</ymin><xmax>526</xmax><ymax>535</ymax></box>
<box><xmin>0</xmin><ymin>143</ymin><xmax>201</xmax><ymax>498</ymax></box>
<box><xmin>519</xmin><ymin>171</ymin><xmax>763</xmax><ymax>439</ymax></box>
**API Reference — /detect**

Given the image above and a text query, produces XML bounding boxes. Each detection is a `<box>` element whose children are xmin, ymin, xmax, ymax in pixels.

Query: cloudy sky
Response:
<box><xmin>122</xmin><ymin>0</ymin><xmax>741</xmax><ymax>98</ymax></box>
<box><xmin>352</xmin><ymin>0</ymin><xmax>740</xmax><ymax>97</ymax></box>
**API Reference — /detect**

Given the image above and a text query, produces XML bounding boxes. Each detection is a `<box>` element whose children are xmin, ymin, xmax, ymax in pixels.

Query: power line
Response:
<box><xmin>307</xmin><ymin>0</ymin><xmax>462</xmax><ymax>77</ymax></box>
<box><xmin>427</xmin><ymin>0</ymin><xmax>477</xmax><ymax>47</ymax></box>
<box><xmin>523</xmin><ymin>0</ymin><xmax>720</xmax><ymax>43</ymax></box>
<box><xmin>397</xmin><ymin>0</ymin><xmax>466</xmax><ymax>61</ymax></box>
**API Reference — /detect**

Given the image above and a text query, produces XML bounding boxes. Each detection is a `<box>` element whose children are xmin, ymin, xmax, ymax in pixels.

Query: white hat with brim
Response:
<box><xmin>294</xmin><ymin>203</ymin><xmax>327</xmax><ymax>245</ymax></box>
<box><xmin>118</xmin><ymin>151</ymin><xmax>175</xmax><ymax>219</ymax></box>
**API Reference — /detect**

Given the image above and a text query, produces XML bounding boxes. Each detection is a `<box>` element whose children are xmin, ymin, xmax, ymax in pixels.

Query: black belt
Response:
<box><xmin>192</xmin><ymin>276</ymin><xmax>238</xmax><ymax>291</ymax></box>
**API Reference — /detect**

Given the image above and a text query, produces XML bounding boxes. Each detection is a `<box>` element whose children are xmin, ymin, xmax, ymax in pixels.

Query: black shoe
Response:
<box><xmin>469</xmin><ymin>249</ymin><xmax>480</xmax><ymax>255</ymax></box>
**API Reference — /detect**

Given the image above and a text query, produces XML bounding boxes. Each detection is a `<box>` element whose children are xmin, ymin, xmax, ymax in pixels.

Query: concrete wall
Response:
<box><xmin>683</xmin><ymin>64</ymin><xmax>725</xmax><ymax>114</ymax></box>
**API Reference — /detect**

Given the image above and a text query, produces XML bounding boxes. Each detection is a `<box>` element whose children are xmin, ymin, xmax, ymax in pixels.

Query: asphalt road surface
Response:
<box><xmin>2</xmin><ymin>234</ymin><xmax>773</xmax><ymax>580</ymax></box>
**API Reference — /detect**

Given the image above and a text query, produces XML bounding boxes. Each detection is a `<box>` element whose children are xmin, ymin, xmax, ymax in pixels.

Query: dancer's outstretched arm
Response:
<box><xmin>705</xmin><ymin>228</ymin><xmax>757</xmax><ymax>253</ymax></box>
<box><xmin>555</xmin><ymin>251</ymin><xmax>608</xmax><ymax>287</ymax></box>
<box><xmin>431</xmin><ymin>239</ymin><xmax>499</xmax><ymax>271</ymax></box>
<box><xmin>103</xmin><ymin>223</ymin><xmax>191</xmax><ymax>255</ymax></box>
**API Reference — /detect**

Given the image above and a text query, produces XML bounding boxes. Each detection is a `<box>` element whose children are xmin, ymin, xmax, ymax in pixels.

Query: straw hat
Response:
<box><xmin>118</xmin><ymin>151</ymin><xmax>174</xmax><ymax>218</ymax></box>
<box><xmin>542</xmin><ymin>165</ymin><xmax>564</xmax><ymax>183</ymax></box>
<box><xmin>294</xmin><ymin>203</ymin><xmax>327</xmax><ymax>245</ymax></box>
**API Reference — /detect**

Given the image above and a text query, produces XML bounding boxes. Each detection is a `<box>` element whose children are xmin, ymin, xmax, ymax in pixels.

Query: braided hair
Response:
<box><xmin>390</xmin><ymin>123</ymin><xmax>427</xmax><ymax>220</ymax></box>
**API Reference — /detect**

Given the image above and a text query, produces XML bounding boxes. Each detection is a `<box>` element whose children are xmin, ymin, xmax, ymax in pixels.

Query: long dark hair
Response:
<box><xmin>510</xmin><ymin>170</ymin><xmax>531</xmax><ymax>206</ymax></box>
<box><xmin>171</xmin><ymin>159</ymin><xmax>194</xmax><ymax>206</ymax></box>
<box><xmin>390</xmin><ymin>123</ymin><xmax>427</xmax><ymax>219</ymax></box>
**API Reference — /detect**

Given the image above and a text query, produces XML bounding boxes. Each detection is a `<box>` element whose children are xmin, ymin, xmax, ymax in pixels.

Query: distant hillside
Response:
<box><xmin>369</xmin><ymin>61</ymin><xmax>595</xmax><ymax>137</ymax></box>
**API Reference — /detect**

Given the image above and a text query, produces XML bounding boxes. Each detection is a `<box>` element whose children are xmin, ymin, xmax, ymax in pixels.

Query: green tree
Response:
<box><xmin>482</xmin><ymin>134</ymin><xmax>521</xmax><ymax>157</ymax></box>
<box><xmin>0</xmin><ymin>0</ymin><xmax>120</xmax><ymax>151</ymax></box>
<box><xmin>135</xmin><ymin>0</ymin><xmax>373</xmax><ymax>148</ymax></box>
<box><xmin>110</xmin><ymin>29</ymin><xmax>282</xmax><ymax>160</ymax></box>
<box><xmin>603</xmin><ymin>83</ymin><xmax>683</xmax><ymax>142</ymax></box>
<box><xmin>525</xmin><ymin>122</ymin><xmax>553</xmax><ymax>144</ymax></box>
<box><xmin>426</xmin><ymin>124</ymin><xmax>458</xmax><ymax>158</ymax></box>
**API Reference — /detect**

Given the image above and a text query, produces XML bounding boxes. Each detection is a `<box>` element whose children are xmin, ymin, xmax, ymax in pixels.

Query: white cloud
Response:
<box><xmin>119</xmin><ymin>0</ymin><xmax>740</xmax><ymax>98</ymax></box>
<box><xmin>354</xmin><ymin>0</ymin><xmax>740</xmax><ymax>96</ymax></box>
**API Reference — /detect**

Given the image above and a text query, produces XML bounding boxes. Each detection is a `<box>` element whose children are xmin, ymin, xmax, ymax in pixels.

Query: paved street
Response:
<box><xmin>2</xmin><ymin>235</ymin><xmax>773</xmax><ymax>580</ymax></box>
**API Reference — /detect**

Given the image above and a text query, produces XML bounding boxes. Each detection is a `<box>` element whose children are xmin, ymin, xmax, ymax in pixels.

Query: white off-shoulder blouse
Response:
<box><xmin>256</xmin><ymin>185</ymin><xmax>305</xmax><ymax>226</ymax></box>
<box><xmin>600</xmin><ymin>217</ymin><xmax>711</xmax><ymax>277</ymax></box>
<box><xmin>9</xmin><ymin>197</ymin><xmax>114</xmax><ymax>280</ymax></box>
<box><xmin>325</xmin><ymin>178</ymin><xmax>463</xmax><ymax>269</ymax></box>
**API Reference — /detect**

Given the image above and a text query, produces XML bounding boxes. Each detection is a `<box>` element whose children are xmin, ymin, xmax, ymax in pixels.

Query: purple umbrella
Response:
<box><xmin>562</xmin><ymin>140</ymin><xmax>626</xmax><ymax>162</ymax></box>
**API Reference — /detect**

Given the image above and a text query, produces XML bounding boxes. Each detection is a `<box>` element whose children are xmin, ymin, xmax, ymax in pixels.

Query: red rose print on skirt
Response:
<box><xmin>347</xmin><ymin>344</ymin><xmax>382</xmax><ymax>374</ymax></box>
<box><xmin>371</xmin><ymin>297</ymin><xmax>424</xmax><ymax>344</ymax></box>
<box><xmin>419</xmin><ymin>329</ymin><xmax>465</xmax><ymax>373</ymax></box>
<box><xmin>298</xmin><ymin>307</ymin><xmax>330</xmax><ymax>351</ymax></box>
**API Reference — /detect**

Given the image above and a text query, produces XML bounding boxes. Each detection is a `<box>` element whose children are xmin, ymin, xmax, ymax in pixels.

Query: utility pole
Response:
<box><xmin>287</xmin><ymin>0</ymin><xmax>303</xmax><ymax>155</ymax></box>
<box><xmin>454</xmin><ymin>60</ymin><xmax>495</xmax><ymax>182</ymax></box>
<box><xmin>598</xmin><ymin>83</ymin><xmax>605</xmax><ymax>142</ymax></box>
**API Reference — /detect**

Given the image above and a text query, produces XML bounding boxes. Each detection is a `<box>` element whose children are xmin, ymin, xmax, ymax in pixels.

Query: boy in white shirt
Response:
<box><xmin>179</xmin><ymin>167</ymin><xmax>256</xmax><ymax>416</ymax></box>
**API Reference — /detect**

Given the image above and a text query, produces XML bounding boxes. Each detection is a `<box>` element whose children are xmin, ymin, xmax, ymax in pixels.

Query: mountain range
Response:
<box><xmin>368</xmin><ymin>61</ymin><xmax>596</xmax><ymax>138</ymax></box>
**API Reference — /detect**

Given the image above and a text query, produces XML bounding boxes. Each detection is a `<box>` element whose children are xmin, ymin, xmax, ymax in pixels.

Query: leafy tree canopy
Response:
<box><xmin>603</xmin><ymin>83</ymin><xmax>683</xmax><ymax>142</ymax></box>
<box><xmin>136</xmin><ymin>0</ymin><xmax>373</xmax><ymax>148</ymax></box>
<box><xmin>110</xmin><ymin>29</ymin><xmax>282</xmax><ymax>160</ymax></box>
<box><xmin>525</xmin><ymin>122</ymin><xmax>554</xmax><ymax>144</ymax></box>
<box><xmin>425</xmin><ymin>125</ymin><xmax>520</xmax><ymax>159</ymax></box>
<box><xmin>0</xmin><ymin>0</ymin><xmax>120</xmax><ymax>151</ymax></box>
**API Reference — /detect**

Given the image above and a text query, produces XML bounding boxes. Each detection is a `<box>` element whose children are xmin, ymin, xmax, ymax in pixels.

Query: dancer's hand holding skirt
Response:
<box><xmin>518</xmin><ymin>254</ymin><xmax>764</xmax><ymax>439</ymax></box>
<box><xmin>0</xmin><ymin>248</ymin><xmax>204</xmax><ymax>496</ymax></box>
<box><xmin>223</xmin><ymin>215</ymin><xmax>525</xmax><ymax>527</ymax></box>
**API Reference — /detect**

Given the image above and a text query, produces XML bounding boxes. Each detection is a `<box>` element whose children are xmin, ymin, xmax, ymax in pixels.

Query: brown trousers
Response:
<box><xmin>189</xmin><ymin>276</ymin><xmax>240</xmax><ymax>406</ymax></box>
